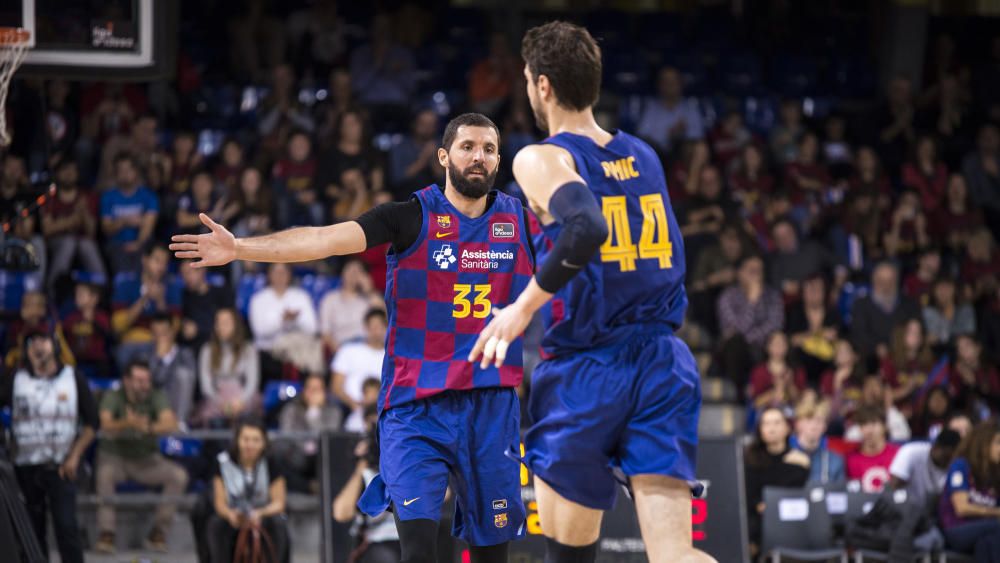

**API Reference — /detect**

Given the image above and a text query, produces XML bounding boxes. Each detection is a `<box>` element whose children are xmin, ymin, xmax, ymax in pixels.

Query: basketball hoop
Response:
<box><xmin>0</xmin><ymin>28</ymin><xmax>31</xmax><ymax>147</ymax></box>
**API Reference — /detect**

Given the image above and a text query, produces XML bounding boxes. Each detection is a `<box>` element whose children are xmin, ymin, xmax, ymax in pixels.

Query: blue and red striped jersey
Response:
<box><xmin>534</xmin><ymin>130</ymin><xmax>688</xmax><ymax>358</ymax></box>
<box><xmin>379</xmin><ymin>185</ymin><xmax>534</xmax><ymax>412</ymax></box>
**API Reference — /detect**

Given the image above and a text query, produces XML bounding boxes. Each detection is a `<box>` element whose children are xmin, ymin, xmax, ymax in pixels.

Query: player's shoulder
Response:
<box><xmin>514</xmin><ymin>142</ymin><xmax>573</xmax><ymax>167</ymax></box>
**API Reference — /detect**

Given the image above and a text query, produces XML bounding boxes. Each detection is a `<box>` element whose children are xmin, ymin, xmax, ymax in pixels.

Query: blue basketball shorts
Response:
<box><xmin>358</xmin><ymin>387</ymin><xmax>526</xmax><ymax>546</ymax></box>
<box><xmin>522</xmin><ymin>328</ymin><xmax>702</xmax><ymax>510</ymax></box>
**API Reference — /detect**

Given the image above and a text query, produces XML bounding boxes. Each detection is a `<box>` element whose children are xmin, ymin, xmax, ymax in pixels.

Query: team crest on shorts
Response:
<box><xmin>437</xmin><ymin>215</ymin><xmax>452</xmax><ymax>229</ymax></box>
<box><xmin>494</xmin><ymin>513</ymin><xmax>508</xmax><ymax>528</ymax></box>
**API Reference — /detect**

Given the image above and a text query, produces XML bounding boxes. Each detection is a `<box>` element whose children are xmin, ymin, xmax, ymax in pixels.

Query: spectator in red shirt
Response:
<box><xmin>932</xmin><ymin>173</ymin><xmax>984</xmax><ymax>257</ymax></box>
<box><xmin>881</xmin><ymin>318</ymin><xmax>938</xmax><ymax>418</ymax></box>
<box><xmin>61</xmin><ymin>282</ymin><xmax>113</xmax><ymax>379</ymax></box>
<box><xmin>274</xmin><ymin>131</ymin><xmax>323</xmax><ymax>229</ymax></box>
<box><xmin>901</xmin><ymin>135</ymin><xmax>949</xmax><ymax>211</ymax></box>
<box><xmin>784</xmin><ymin>131</ymin><xmax>831</xmax><ymax>207</ymax></box>
<box><xmin>950</xmin><ymin>334</ymin><xmax>1000</xmax><ymax>419</ymax></box>
<box><xmin>168</xmin><ymin>131</ymin><xmax>204</xmax><ymax>198</ymax></box>
<box><xmin>821</xmin><ymin>339</ymin><xmax>867</xmax><ymax>424</ymax></box>
<box><xmin>175</xmin><ymin>171</ymin><xmax>238</xmax><ymax>237</ymax></box>
<box><xmin>467</xmin><ymin>32</ymin><xmax>521</xmax><ymax>115</ymax></box>
<box><xmin>902</xmin><ymin>246</ymin><xmax>942</xmax><ymax>306</ymax></box>
<box><xmin>961</xmin><ymin>228</ymin><xmax>1000</xmax><ymax>301</ymax></box>
<box><xmin>884</xmin><ymin>190</ymin><xmax>930</xmax><ymax>262</ymax></box>
<box><xmin>848</xmin><ymin>146</ymin><xmax>893</xmax><ymax>209</ymax></box>
<box><xmin>213</xmin><ymin>138</ymin><xmax>246</xmax><ymax>194</ymax></box>
<box><xmin>3</xmin><ymin>291</ymin><xmax>76</xmax><ymax>370</ymax></box>
<box><xmin>845</xmin><ymin>405</ymin><xmax>901</xmax><ymax>492</ymax></box>
<box><xmin>666</xmin><ymin>139</ymin><xmax>710</xmax><ymax>203</ymax></box>
<box><xmin>748</xmin><ymin>331</ymin><xmax>807</xmax><ymax>410</ymax></box>
<box><xmin>710</xmin><ymin>110</ymin><xmax>754</xmax><ymax>170</ymax></box>
<box><xmin>42</xmin><ymin>159</ymin><xmax>106</xmax><ymax>293</ymax></box>
<box><xmin>728</xmin><ymin>143</ymin><xmax>775</xmax><ymax>212</ymax></box>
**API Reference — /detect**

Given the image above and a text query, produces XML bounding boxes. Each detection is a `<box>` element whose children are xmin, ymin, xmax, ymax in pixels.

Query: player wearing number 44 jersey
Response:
<box><xmin>170</xmin><ymin>113</ymin><xmax>533</xmax><ymax>563</ymax></box>
<box><xmin>470</xmin><ymin>21</ymin><xmax>715</xmax><ymax>563</ymax></box>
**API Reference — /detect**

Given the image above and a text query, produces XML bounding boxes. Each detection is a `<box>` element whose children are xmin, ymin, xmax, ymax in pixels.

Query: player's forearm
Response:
<box><xmin>512</xmin><ymin>278</ymin><xmax>554</xmax><ymax>316</ymax></box>
<box><xmin>235</xmin><ymin>222</ymin><xmax>366</xmax><ymax>263</ymax></box>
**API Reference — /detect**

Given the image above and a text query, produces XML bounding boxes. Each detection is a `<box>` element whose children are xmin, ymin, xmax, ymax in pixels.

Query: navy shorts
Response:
<box><xmin>358</xmin><ymin>388</ymin><xmax>526</xmax><ymax>546</ymax></box>
<box><xmin>522</xmin><ymin>329</ymin><xmax>702</xmax><ymax>510</ymax></box>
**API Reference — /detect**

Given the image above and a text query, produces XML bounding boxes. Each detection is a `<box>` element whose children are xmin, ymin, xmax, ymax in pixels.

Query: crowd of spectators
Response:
<box><xmin>0</xmin><ymin>2</ymin><xmax>999</xmax><ymax>560</ymax></box>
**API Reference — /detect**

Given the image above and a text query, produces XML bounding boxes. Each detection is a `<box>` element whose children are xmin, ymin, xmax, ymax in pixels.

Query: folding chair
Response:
<box><xmin>845</xmin><ymin>489</ymin><xmax>932</xmax><ymax>562</ymax></box>
<box><xmin>762</xmin><ymin>486</ymin><xmax>848</xmax><ymax>562</ymax></box>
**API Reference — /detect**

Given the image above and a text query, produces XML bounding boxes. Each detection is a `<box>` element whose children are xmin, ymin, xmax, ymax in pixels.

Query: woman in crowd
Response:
<box><xmin>881</xmin><ymin>318</ymin><xmax>939</xmax><ymax>418</ymax></box>
<box><xmin>923</xmin><ymin>277</ymin><xmax>976</xmax><ymax>350</ymax></box>
<box><xmin>931</xmin><ymin>173</ymin><xmax>984</xmax><ymax>259</ymax></box>
<box><xmin>743</xmin><ymin>407</ymin><xmax>811</xmax><ymax>557</ymax></box>
<box><xmin>198</xmin><ymin>308</ymin><xmax>261</xmax><ymax>426</ymax></box>
<box><xmin>938</xmin><ymin>419</ymin><xmax>1000</xmax><ymax>561</ymax></box>
<box><xmin>208</xmin><ymin>418</ymin><xmax>289</xmax><ymax>563</ymax></box>
<box><xmin>727</xmin><ymin>143</ymin><xmax>775</xmax><ymax>214</ymax></box>
<box><xmin>950</xmin><ymin>334</ymin><xmax>1000</xmax><ymax>420</ymax></box>
<box><xmin>231</xmin><ymin>166</ymin><xmax>273</xmax><ymax>239</ymax></box>
<box><xmin>748</xmin><ymin>331</ymin><xmax>807</xmax><ymax>412</ymax></box>
<box><xmin>901</xmin><ymin>134</ymin><xmax>949</xmax><ymax>211</ymax></box>
<box><xmin>821</xmin><ymin>339</ymin><xmax>867</xmax><ymax>429</ymax></box>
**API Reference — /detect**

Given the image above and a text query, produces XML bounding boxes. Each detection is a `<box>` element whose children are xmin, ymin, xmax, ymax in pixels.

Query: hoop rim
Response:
<box><xmin>0</xmin><ymin>28</ymin><xmax>31</xmax><ymax>47</ymax></box>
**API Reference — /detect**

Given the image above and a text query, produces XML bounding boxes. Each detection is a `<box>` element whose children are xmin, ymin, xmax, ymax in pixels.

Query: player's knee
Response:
<box><xmin>395</xmin><ymin>517</ymin><xmax>438</xmax><ymax>563</ymax></box>
<box><xmin>544</xmin><ymin>537</ymin><xmax>598</xmax><ymax>563</ymax></box>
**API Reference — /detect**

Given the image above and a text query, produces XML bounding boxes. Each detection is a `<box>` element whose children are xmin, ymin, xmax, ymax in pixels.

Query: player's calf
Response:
<box><xmin>631</xmin><ymin>474</ymin><xmax>718</xmax><ymax>563</ymax></box>
<box><xmin>394</xmin><ymin>516</ymin><xmax>439</xmax><ymax>563</ymax></box>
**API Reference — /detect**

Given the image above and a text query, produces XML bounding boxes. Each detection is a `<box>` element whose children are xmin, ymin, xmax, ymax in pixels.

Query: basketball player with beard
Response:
<box><xmin>170</xmin><ymin>113</ymin><xmax>534</xmax><ymax>562</ymax></box>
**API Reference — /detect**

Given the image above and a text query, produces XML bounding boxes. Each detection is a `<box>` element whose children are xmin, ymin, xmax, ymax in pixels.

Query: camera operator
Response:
<box><xmin>332</xmin><ymin>405</ymin><xmax>401</xmax><ymax>563</ymax></box>
<box><xmin>0</xmin><ymin>328</ymin><xmax>98</xmax><ymax>563</ymax></box>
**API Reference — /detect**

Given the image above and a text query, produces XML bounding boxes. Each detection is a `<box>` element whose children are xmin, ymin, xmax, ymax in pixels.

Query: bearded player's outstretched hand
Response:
<box><xmin>169</xmin><ymin>213</ymin><xmax>237</xmax><ymax>268</ymax></box>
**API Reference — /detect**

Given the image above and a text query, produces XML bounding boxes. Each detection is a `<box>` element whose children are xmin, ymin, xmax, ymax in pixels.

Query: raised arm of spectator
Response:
<box><xmin>150</xmin><ymin>406</ymin><xmax>179</xmax><ymax>435</ymax></box>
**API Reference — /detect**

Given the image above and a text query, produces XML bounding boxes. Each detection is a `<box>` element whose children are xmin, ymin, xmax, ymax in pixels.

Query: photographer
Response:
<box><xmin>332</xmin><ymin>405</ymin><xmax>400</xmax><ymax>563</ymax></box>
<box><xmin>208</xmin><ymin>418</ymin><xmax>289</xmax><ymax>563</ymax></box>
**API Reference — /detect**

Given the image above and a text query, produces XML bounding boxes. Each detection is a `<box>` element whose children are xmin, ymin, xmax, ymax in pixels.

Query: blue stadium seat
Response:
<box><xmin>839</xmin><ymin>282</ymin><xmax>871</xmax><ymax>327</ymax></box>
<box><xmin>88</xmin><ymin>377</ymin><xmax>120</xmax><ymax>393</ymax></box>
<box><xmin>300</xmin><ymin>273</ymin><xmax>340</xmax><ymax>309</ymax></box>
<box><xmin>160</xmin><ymin>436</ymin><xmax>203</xmax><ymax>458</ymax></box>
<box><xmin>205</xmin><ymin>272</ymin><xmax>226</xmax><ymax>288</ymax></box>
<box><xmin>236</xmin><ymin>272</ymin><xmax>267</xmax><ymax>318</ymax></box>
<box><xmin>1</xmin><ymin>406</ymin><xmax>10</xmax><ymax>428</ymax></box>
<box><xmin>262</xmin><ymin>380</ymin><xmax>303</xmax><ymax>414</ymax></box>
<box><xmin>0</xmin><ymin>270</ymin><xmax>42</xmax><ymax>317</ymax></box>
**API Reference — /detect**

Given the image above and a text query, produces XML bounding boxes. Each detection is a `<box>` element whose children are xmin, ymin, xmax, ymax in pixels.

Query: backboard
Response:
<box><xmin>0</xmin><ymin>0</ymin><xmax>176</xmax><ymax>81</ymax></box>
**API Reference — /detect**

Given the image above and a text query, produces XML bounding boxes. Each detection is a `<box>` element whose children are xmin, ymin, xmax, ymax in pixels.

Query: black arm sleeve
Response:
<box><xmin>535</xmin><ymin>182</ymin><xmax>608</xmax><ymax>293</ymax></box>
<box><xmin>354</xmin><ymin>199</ymin><xmax>424</xmax><ymax>254</ymax></box>
<box><xmin>74</xmin><ymin>370</ymin><xmax>100</xmax><ymax>430</ymax></box>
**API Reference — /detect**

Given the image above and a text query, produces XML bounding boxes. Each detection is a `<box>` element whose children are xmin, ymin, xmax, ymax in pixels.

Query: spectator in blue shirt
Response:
<box><xmin>637</xmin><ymin>67</ymin><xmax>705</xmax><ymax>155</ymax></box>
<box><xmin>791</xmin><ymin>397</ymin><xmax>846</xmax><ymax>485</ymax></box>
<box><xmin>101</xmin><ymin>153</ymin><xmax>159</xmax><ymax>274</ymax></box>
<box><xmin>349</xmin><ymin>14</ymin><xmax>415</xmax><ymax>129</ymax></box>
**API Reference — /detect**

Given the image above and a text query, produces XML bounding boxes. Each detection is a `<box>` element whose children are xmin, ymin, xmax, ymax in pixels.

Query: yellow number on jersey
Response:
<box><xmin>599</xmin><ymin>196</ymin><xmax>638</xmax><ymax>272</ymax></box>
<box><xmin>638</xmin><ymin>193</ymin><xmax>673</xmax><ymax>268</ymax></box>
<box><xmin>453</xmin><ymin>284</ymin><xmax>492</xmax><ymax>319</ymax></box>
<box><xmin>599</xmin><ymin>193</ymin><xmax>673</xmax><ymax>272</ymax></box>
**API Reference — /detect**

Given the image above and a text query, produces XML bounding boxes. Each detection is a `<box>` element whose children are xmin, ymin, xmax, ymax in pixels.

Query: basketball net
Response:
<box><xmin>0</xmin><ymin>28</ymin><xmax>31</xmax><ymax>148</ymax></box>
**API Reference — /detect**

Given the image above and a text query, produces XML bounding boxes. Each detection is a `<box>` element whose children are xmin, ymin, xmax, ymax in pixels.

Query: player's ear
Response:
<box><xmin>536</xmin><ymin>74</ymin><xmax>551</xmax><ymax>101</ymax></box>
<box><xmin>437</xmin><ymin>147</ymin><xmax>449</xmax><ymax>169</ymax></box>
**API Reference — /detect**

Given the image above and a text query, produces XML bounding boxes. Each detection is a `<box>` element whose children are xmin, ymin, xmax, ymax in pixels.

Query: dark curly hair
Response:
<box><xmin>521</xmin><ymin>21</ymin><xmax>602</xmax><ymax>111</ymax></box>
<box><xmin>954</xmin><ymin>419</ymin><xmax>1000</xmax><ymax>493</ymax></box>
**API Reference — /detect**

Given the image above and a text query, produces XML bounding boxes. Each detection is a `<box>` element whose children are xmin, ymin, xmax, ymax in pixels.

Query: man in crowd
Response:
<box><xmin>41</xmin><ymin>158</ymin><xmax>106</xmax><ymax>293</ymax></box>
<box><xmin>61</xmin><ymin>280</ymin><xmax>113</xmax><ymax>379</ymax></box>
<box><xmin>845</xmin><ymin>406</ymin><xmax>901</xmax><ymax>493</ymax></box>
<box><xmin>148</xmin><ymin>313</ymin><xmax>197</xmax><ymax>426</ymax></box>
<box><xmin>94</xmin><ymin>360</ymin><xmax>188</xmax><ymax>554</ymax></box>
<box><xmin>318</xmin><ymin>258</ymin><xmax>383</xmax><ymax>354</ymax></box>
<box><xmin>850</xmin><ymin>261</ymin><xmax>921</xmax><ymax>363</ymax></box>
<box><xmin>248</xmin><ymin>262</ymin><xmax>319</xmax><ymax>381</ymax></box>
<box><xmin>100</xmin><ymin>153</ymin><xmax>159</xmax><ymax>274</ymax></box>
<box><xmin>0</xmin><ymin>328</ymin><xmax>98</xmax><ymax>563</ymax></box>
<box><xmin>179</xmin><ymin>259</ymin><xmax>232</xmax><ymax>351</ymax></box>
<box><xmin>889</xmin><ymin>423</ymin><xmax>965</xmax><ymax>512</ymax></box>
<box><xmin>331</xmin><ymin>308</ymin><xmax>387</xmax><ymax>432</ymax></box>
<box><xmin>388</xmin><ymin>108</ymin><xmax>442</xmax><ymax>197</ymax></box>
<box><xmin>637</xmin><ymin>66</ymin><xmax>705</xmax><ymax>154</ymax></box>
<box><xmin>111</xmin><ymin>244</ymin><xmax>182</xmax><ymax>370</ymax></box>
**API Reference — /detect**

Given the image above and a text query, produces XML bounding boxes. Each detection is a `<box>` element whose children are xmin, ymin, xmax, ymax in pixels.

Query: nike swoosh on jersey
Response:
<box><xmin>560</xmin><ymin>259</ymin><xmax>583</xmax><ymax>269</ymax></box>
<box><xmin>435</xmin><ymin>232</ymin><xmax>453</xmax><ymax>238</ymax></box>
<box><xmin>403</xmin><ymin>497</ymin><xmax>420</xmax><ymax>506</ymax></box>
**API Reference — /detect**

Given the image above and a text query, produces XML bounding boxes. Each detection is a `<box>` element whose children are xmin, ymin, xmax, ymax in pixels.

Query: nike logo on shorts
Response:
<box><xmin>403</xmin><ymin>497</ymin><xmax>420</xmax><ymax>506</ymax></box>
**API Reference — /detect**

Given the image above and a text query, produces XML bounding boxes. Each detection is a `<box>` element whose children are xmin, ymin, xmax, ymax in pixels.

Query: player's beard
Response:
<box><xmin>449</xmin><ymin>161</ymin><xmax>497</xmax><ymax>200</ymax></box>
